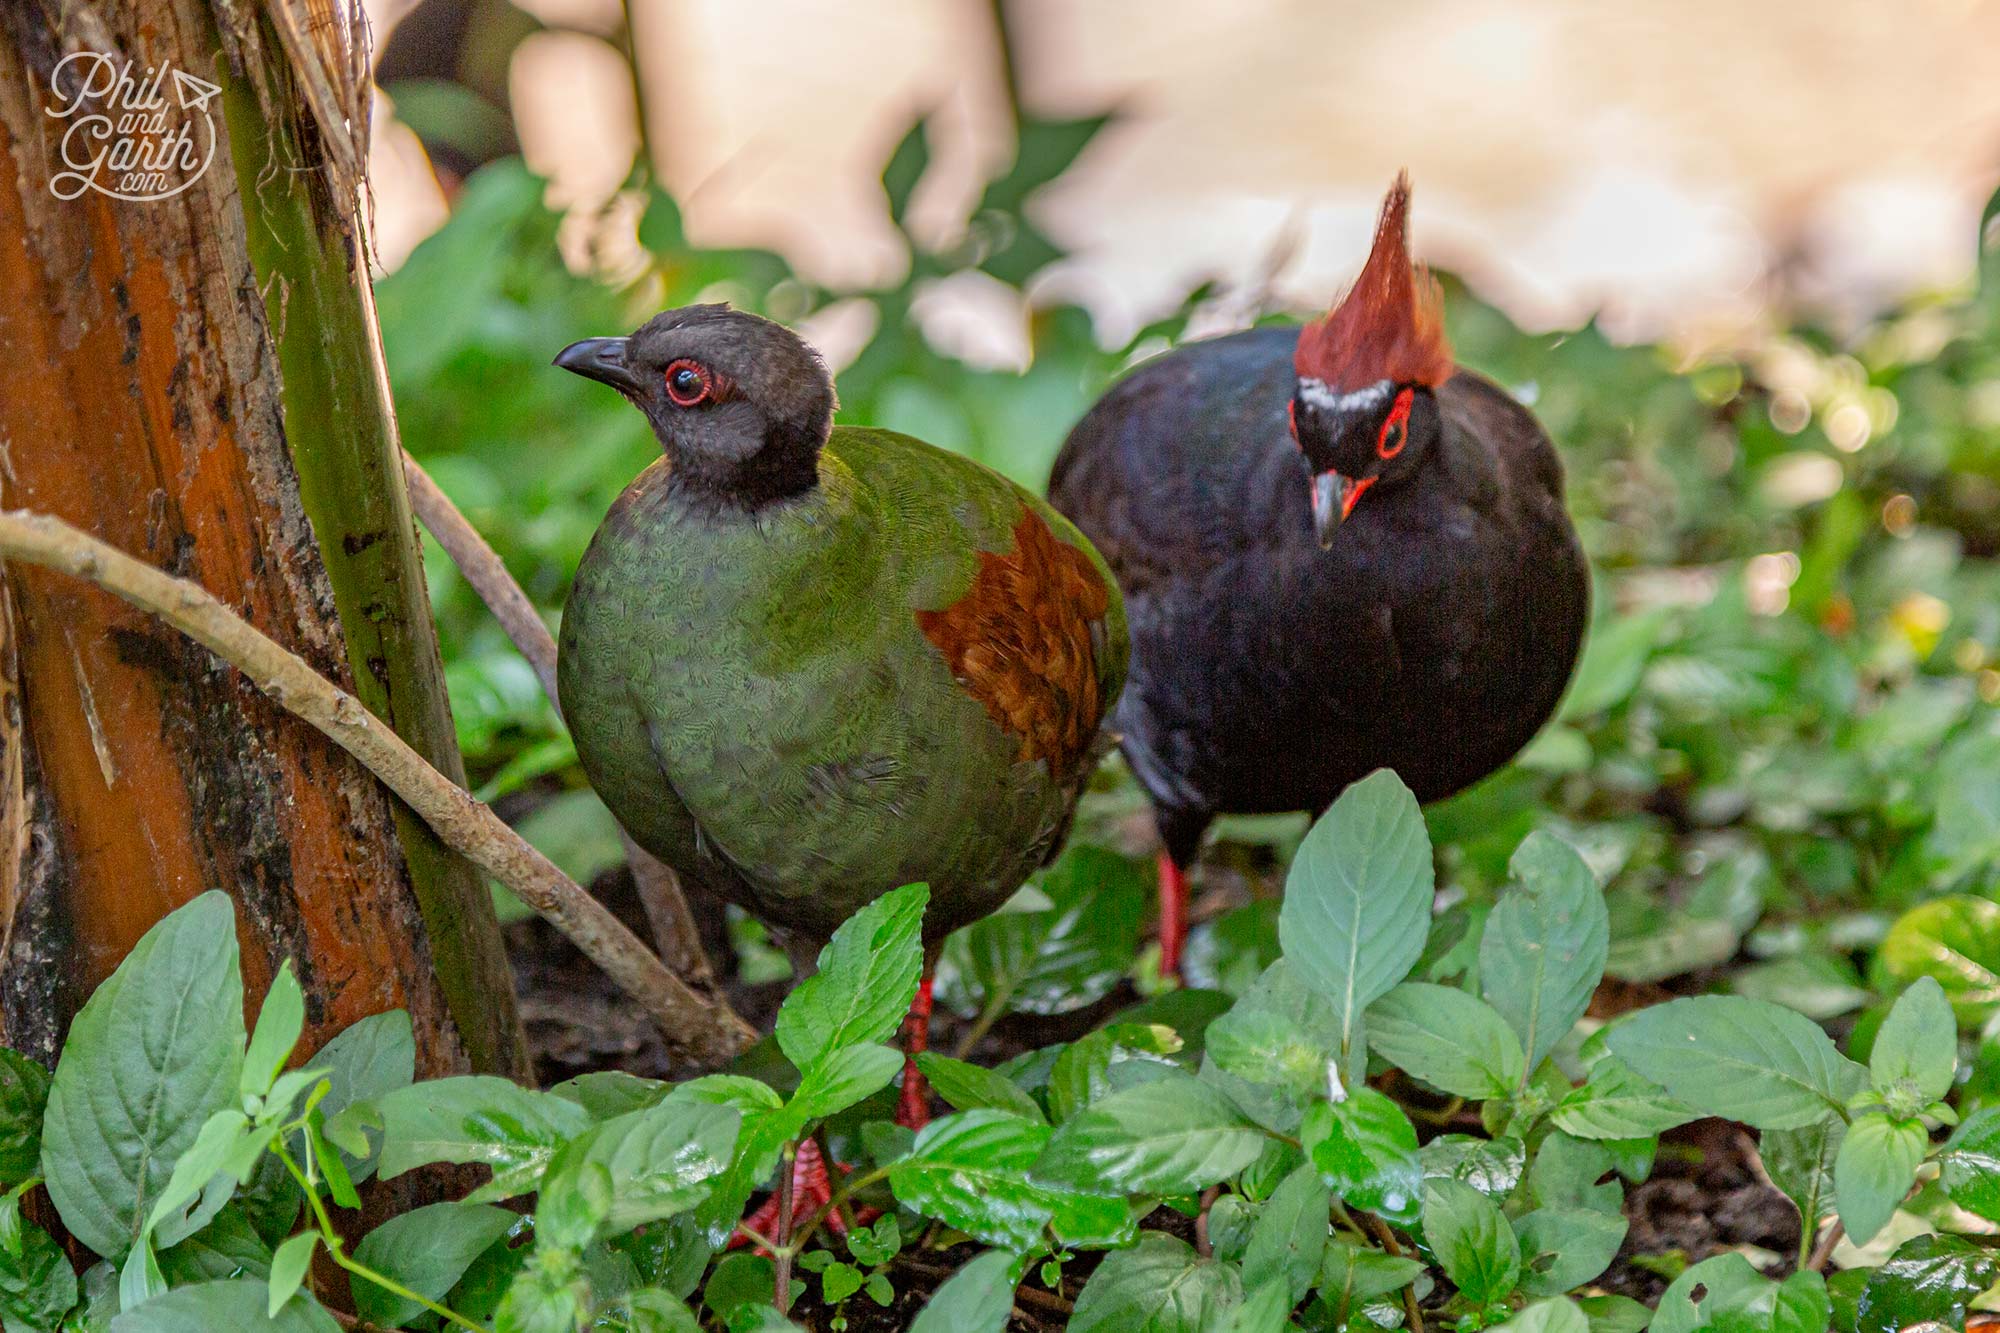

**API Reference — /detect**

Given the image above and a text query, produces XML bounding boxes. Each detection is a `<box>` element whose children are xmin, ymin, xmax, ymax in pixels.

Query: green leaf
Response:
<box><xmin>310</xmin><ymin>1011</ymin><xmax>415</xmax><ymax>1186</ymax></box>
<box><xmin>1488</xmin><ymin>1299</ymin><xmax>1589</xmax><ymax>1333</ymax></box>
<box><xmin>1069</xmin><ymin>1232</ymin><xmax>1241</xmax><ymax>1333</ymax></box>
<box><xmin>536</xmin><ymin>1100</ymin><xmax>739</xmax><ymax>1247</ymax></box>
<box><xmin>1604</xmin><ymin>995</ymin><xmax>1864</xmax><ymax>1129</ymax></box>
<box><xmin>1222</xmin><ymin>1280</ymin><xmax>1293</xmax><ymax>1333</ymax></box>
<box><xmin>938</xmin><ymin>846</ymin><xmax>1148</xmax><ymax>1019</ymax></box>
<box><xmin>1047</xmin><ymin>1024</ymin><xmax>1180</xmax><ymax>1122</ymax></box>
<box><xmin>1315</xmin><ymin>1240</ymin><xmax>1424</xmax><ymax>1317</ymax></box>
<box><xmin>906</xmin><ymin>1249</ymin><xmax>1025</xmax><ymax>1333</ymax></box>
<box><xmin>790</xmin><ymin>1043</ymin><xmax>905</xmax><ymax>1121</ymax></box>
<box><xmin>1938</xmin><ymin>1104</ymin><xmax>2000</xmax><ymax>1221</ymax></box>
<box><xmin>1481</xmin><ymin>832</ymin><xmax>1609</xmax><ymax>1072</ymax></box>
<box><xmin>890</xmin><ymin>1110</ymin><xmax>1058</xmax><ymax>1249</ymax></box>
<box><xmin>1422</xmin><ymin>1177</ymin><xmax>1520</xmax><ymax>1306</ymax></box>
<box><xmin>266</xmin><ymin>1231</ymin><xmax>315</xmax><ymax>1317</ymax></box>
<box><xmin>1278</xmin><ymin>770</ymin><xmax>1433</xmax><ymax>1063</ymax></box>
<box><xmin>911</xmin><ymin>1053</ymin><xmax>1044</xmax><ymax>1123</ymax></box>
<box><xmin>1366</xmin><ymin>983</ymin><xmax>1524</xmax><ymax>1099</ymax></box>
<box><xmin>550</xmin><ymin>1071</ymin><xmax>669</xmax><ymax>1121</ymax></box>
<box><xmin>106</xmin><ymin>1278</ymin><xmax>340</xmax><ymax>1332</ymax></box>
<box><xmin>242</xmin><ymin>964</ymin><xmax>305</xmax><ymax>1105</ymax></box>
<box><xmin>1549</xmin><ymin>1057</ymin><xmax>1696</xmax><ymax>1140</ymax></box>
<box><xmin>0</xmin><ymin>1051</ymin><xmax>50</xmax><ymax>1188</ymax></box>
<box><xmin>43</xmin><ymin>891</ymin><xmax>245</xmax><ymax>1262</ymax></box>
<box><xmin>1202</xmin><ymin>1008</ymin><xmax>1326</xmax><ymax>1097</ymax></box>
<box><xmin>626</xmin><ymin>1287</ymin><xmax>703</xmax><ymax>1333</ymax></box>
<box><xmin>1650</xmin><ymin>1252</ymin><xmax>1768</xmax><ymax>1333</ymax></box>
<box><xmin>1869</xmin><ymin>977</ymin><xmax>1955</xmax><ymax>1103</ymax></box>
<box><xmin>776</xmin><ymin>884</ymin><xmax>926</xmax><ymax>1072</ymax></box>
<box><xmin>156</xmin><ymin>1206</ymin><xmax>272</xmax><ymax>1285</ymax></box>
<box><xmin>143</xmin><ymin>1107</ymin><xmax>251</xmax><ymax>1248</ymax></box>
<box><xmin>1873</xmin><ymin>895</ymin><xmax>2000</xmax><ymax>1022</ymax></box>
<box><xmin>1197</xmin><ymin>961</ymin><xmax>1339</xmax><ymax>1135</ymax></box>
<box><xmin>373</xmin><ymin>1076</ymin><xmax>591</xmax><ymax>1198</ymax></box>
<box><xmin>1513</xmin><ymin>1205</ymin><xmax>1625</xmax><ymax>1297</ymax></box>
<box><xmin>1034</xmin><ymin>1068</ymin><xmax>1264</xmax><ymax>1197</ymax></box>
<box><xmin>1769</xmin><ymin>1271</ymin><xmax>1833</xmax><ymax>1333</ymax></box>
<box><xmin>1833</xmin><ymin>1112</ymin><xmax>1927</xmax><ymax>1246</ymax></box>
<box><xmin>350</xmin><ymin>1200</ymin><xmax>516</xmax><ymax>1328</ymax></box>
<box><xmin>1304</xmin><ymin>1088</ymin><xmax>1422</xmax><ymax>1224</ymax></box>
<box><xmin>1853</xmin><ymin>1232</ymin><xmax>2000</xmax><ymax>1333</ymax></box>
<box><xmin>0</xmin><ymin>1215</ymin><xmax>78</xmax><ymax>1332</ymax></box>
<box><xmin>1760</xmin><ymin>1116</ymin><xmax>1842</xmax><ymax>1251</ymax></box>
<box><xmin>1240</xmin><ymin>1163</ymin><xmax>1327</xmax><ymax>1305</ymax></box>
<box><xmin>1421</xmin><ymin>1134</ymin><xmax>1526</xmax><ymax>1198</ymax></box>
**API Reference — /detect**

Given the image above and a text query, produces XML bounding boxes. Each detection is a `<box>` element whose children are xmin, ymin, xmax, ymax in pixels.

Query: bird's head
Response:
<box><xmin>555</xmin><ymin>304</ymin><xmax>835</xmax><ymax>508</ymax></box>
<box><xmin>1289</xmin><ymin>174</ymin><xmax>1455</xmax><ymax>547</ymax></box>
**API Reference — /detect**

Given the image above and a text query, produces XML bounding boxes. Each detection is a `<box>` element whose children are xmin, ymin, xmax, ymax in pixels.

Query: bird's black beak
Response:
<box><xmin>555</xmin><ymin>337</ymin><xmax>642</xmax><ymax>395</ymax></box>
<box><xmin>1311</xmin><ymin>471</ymin><xmax>1358</xmax><ymax>548</ymax></box>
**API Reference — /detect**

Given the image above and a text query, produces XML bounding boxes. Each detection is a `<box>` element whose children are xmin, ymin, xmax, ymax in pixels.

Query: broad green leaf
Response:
<box><xmin>1853</xmin><ymin>1232</ymin><xmax>2000</xmax><ymax>1333</ymax></box>
<box><xmin>1731</xmin><ymin>953</ymin><xmax>1873</xmax><ymax>1021</ymax></box>
<box><xmin>106</xmin><ymin>1278</ymin><xmax>340</xmax><ymax>1332</ymax></box>
<box><xmin>1939</xmin><ymin>1104</ymin><xmax>2000</xmax><ymax>1221</ymax></box>
<box><xmin>1304</xmin><ymin>1088</ymin><xmax>1422</xmax><ymax>1224</ymax></box>
<box><xmin>310</xmin><ymin>1010</ymin><xmax>415</xmax><ymax>1186</ymax></box>
<box><xmin>1650</xmin><ymin>1252</ymin><xmax>1768</xmax><ymax>1333</ymax></box>
<box><xmin>1421</xmin><ymin>1134</ymin><xmax>1526</xmax><ymax>1198</ymax></box>
<box><xmin>1069</xmin><ymin>1232</ymin><xmax>1241</xmax><ymax>1333</ymax></box>
<box><xmin>1048</xmin><ymin>1024</ymin><xmax>1180</xmax><ymax>1122</ymax></box>
<box><xmin>938</xmin><ymin>846</ymin><xmax>1149</xmax><ymax>1019</ymax></box>
<box><xmin>1480</xmin><ymin>832</ymin><xmax>1609</xmax><ymax>1071</ymax></box>
<box><xmin>550</xmin><ymin>1071</ymin><xmax>670</xmax><ymax>1121</ymax></box>
<box><xmin>1198</xmin><ymin>960</ymin><xmax>1342</xmax><ymax>1135</ymax></box>
<box><xmin>1367</xmin><ymin>983</ymin><xmax>1524</xmax><ymax>1099</ymax></box>
<box><xmin>790</xmin><ymin>1043</ymin><xmax>905</xmax><ymax>1121</ymax></box>
<box><xmin>1549</xmin><ymin>1057</ymin><xmax>1695</xmax><ymax>1140</ymax></box>
<box><xmin>1873</xmin><ymin>895</ymin><xmax>2000</xmax><ymax>1021</ymax></box>
<box><xmin>0</xmin><ymin>1051</ymin><xmax>50</xmax><ymax>1188</ymax></box>
<box><xmin>373</xmin><ymin>1076</ymin><xmax>592</xmax><ymax>1198</ymax></box>
<box><xmin>242</xmin><ymin>964</ymin><xmax>305</xmax><ymax>1104</ymax></box>
<box><xmin>890</xmin><ymin>1111</ymin><xmax>1056</xmax><ymax>1249</ymax></box>
<box><xmin>0</xmin><ymin>1215</ymin><xmax>78</xmax><ymax>1332</ymax></box>
<box><xmin>907</xmin><ymin>1249</ymin><xmax>1024</xmax><ymax>1333</ymax></box>
<box><xmin>43</xmin><ymin>891</ymin><xmax>244</xmax><ymax>1262</ymax></box>
<box><xmin>266</xmin><ymin>1231</ymin><xmax>315</xmax><ymax>1317</ymax></box>
<box><xmin>1489</xmin><ymin>1299</ymin><xmax>1588</xmax><ymax>1333</ymax></box>
<box><xmin>1523</xmin><ymin>1134</ymin><xmax>1622</xmax><ymax>1217</ymax></box>
<box><xmin>1575</xmin><ymin>1293</ymin><xmax>1652</xmax><ymax>1333</ymax></box>
<box><xmin>1223</xmin><ymin>1280</ymin><xmax>1293</xmax><ymax>1333</ymax></box>
<box><xmin>155</xmin><ymin>1206</ymin><xmax>272</xmax><ymax>1285</ymax></box>
<box><xmin>1316</xmin><ymin>1240</ymin><xmax>1424</xmax><ymax>1317</ymax></box>
<box><xmin>1279</xmin><ymin>771</ymin><xmax>1432</xmax><ymax>1062</ymax></box>
<box><xmin>536</xmin><ymin>1100</ymin><xmax>739</xmax><ymax>1247</ymax></box>
<box><xmin>1033</xmin><ymin>1069</ymin><xmax>1265</xmax><ymax>1197</ymax></box>
<box><xmin>1240</xmin><ymin>1163</ymin><xmax>1327</xmax><ymax>1305</ymax></box>
<box><xmin>1202</xmin><ymin>1007</ymin><xmax>1325</xmax><ymax>1097</ymax></box>
<box><xmin>1833</xmin><ymin>1112</ymin><xmax>1927</xmax><ymax>1245</ymax></box>
<box><xmin>1422</xmin><ymin>1177</ymin><xmax>1520</xmax><ymax>1306</ymax></box>
<box><xmin>1513</xmin><ymin>1206</ymin><xmax>1625</xmax><ymax>1296</ymax></box>
<box><xmin>350</xmin><ymin>1200</ymin><xmax>516</xmax><ymax>1328</ymax></box>
<box><xmin>1604</xmin><ymin>995</ymin><xmax>1864</xmax><ymax>1129</ymax></box>
<box><xmin>625</xmin><ymin>1287</ymin><xmax>702</xmax><ymax>1333</ymax></box>
<box><xmin>1869</xmin><ymin>977</ymin><xmax>1955</xmax><ymax>1102</ymax></box>
<box><xmin>911</xmin><ymin>1053</ymin><xmax>1044</xmax><ymax>1123</ymax></box>
<box><xmin>1760</xmin><ymin>1117</ymin><xmax>1843</xmax><ymax>1255</ymax></box>
<box><xmin>775</xmin><ymin>884</ymin><xmax>926</xmax><ymax>1072</ymax></box>
<box><xmin>144</xmin><ymin>1107</ymin><xmax>251</xmax><ymax>1247</ymax></box>
<box><xmin>1769</xmin><ymin>1271</ymin><xmax>1832</xmax><ymax>1333</ymax></box>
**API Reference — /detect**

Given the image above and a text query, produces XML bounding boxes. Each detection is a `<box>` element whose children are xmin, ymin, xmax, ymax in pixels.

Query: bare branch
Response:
<box><xmin>0</xmin><ymin>509</ymin><xmax>755</xmax><ymax>1064</ymax></box>
<box><xmin>399</xmin><ymin>452</ymin><xmax>721</xmax><ymax>991</ymax></box>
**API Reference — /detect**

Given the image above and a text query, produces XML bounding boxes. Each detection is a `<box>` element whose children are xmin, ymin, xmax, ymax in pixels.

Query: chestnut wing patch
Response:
<box><xmin>917</xmin><ymin>509</ymin><xmax>1111</xmax><ymax>780</ymax></box>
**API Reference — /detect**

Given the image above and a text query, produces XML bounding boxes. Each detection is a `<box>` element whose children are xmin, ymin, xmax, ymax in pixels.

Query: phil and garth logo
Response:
<box><xmin>46</xmin><ymin>52</ymin><xmax>222</xmax><ymax>203</ymax></box>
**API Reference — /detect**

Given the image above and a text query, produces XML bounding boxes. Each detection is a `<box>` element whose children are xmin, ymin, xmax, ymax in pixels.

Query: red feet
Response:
<box><xmin>897</xmin><ymin>975</ymin><xmax>935</xmax><ymax>1130</ymax></box>
<box><xmin>736</xmin><ymin>1137</ymin><xmax>843</xmax><ymax>1248</ymax></box>
<box><xmin>1157</xmin><ymin>851</ymin><xmax>1189</xmax><ymax>981</ymax></box>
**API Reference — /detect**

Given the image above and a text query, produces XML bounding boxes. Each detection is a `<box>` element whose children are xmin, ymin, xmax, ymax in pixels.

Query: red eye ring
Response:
<box><xmin>1376</xmin><ymin>387</ymin><xmax>1414</xmax><ymax>459</ymax></box>
<box><xmin>664</xmin><ymin>358</ymin><xmax>712</xmax><ymax>407</ymax></box>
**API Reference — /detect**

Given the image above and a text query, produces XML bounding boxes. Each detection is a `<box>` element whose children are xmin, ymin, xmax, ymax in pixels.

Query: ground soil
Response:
<box><xmin>505</xmin><ymin>867</ymin><xmax>1803</xmax><ymax>1331</ymax></box>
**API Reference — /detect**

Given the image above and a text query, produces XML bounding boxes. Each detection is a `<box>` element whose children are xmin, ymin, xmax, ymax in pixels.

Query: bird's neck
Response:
<box><xmin>668</xmin><ymin>416</ymin><xmax>825</xmax><ymax>513</ymax></box>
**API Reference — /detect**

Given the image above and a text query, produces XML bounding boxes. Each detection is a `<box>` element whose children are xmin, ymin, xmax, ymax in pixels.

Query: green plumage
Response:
<box><xmin>558</xmin><ymin>425</ymin><xmax>1127</xmax><ymax>942</ymax></box>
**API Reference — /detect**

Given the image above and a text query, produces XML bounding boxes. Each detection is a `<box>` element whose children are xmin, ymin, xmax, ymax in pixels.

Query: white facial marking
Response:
<box><xmin>1296</xmin><ymin>377</ymin><xmax>1393</xmax><ymax>413</ymax></box>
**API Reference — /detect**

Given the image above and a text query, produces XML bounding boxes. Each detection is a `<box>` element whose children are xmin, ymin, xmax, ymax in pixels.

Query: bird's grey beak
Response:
<box><xmin>1311</xmin><ymin>471</ymin><xmax>1357</xmax><ymax>548</ymax></box>
<box><xmin>555</xmin><ymin>337</ymin><xmax>642</xmax><ymax>395</ymax></box>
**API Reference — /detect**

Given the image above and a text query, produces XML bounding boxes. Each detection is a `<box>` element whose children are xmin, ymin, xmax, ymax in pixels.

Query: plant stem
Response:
<box><xmin>775</xmin><ymin>1144</ymin><xmax>797</xmax><ymax>1313</ymax></box>
<box><xmin>1359</xmin><ymin>1210</ymin><xmax>1425</xmax><ymax>1333</ymax></box>
<box><xmin>0</xmin><ymin>507</ymin><xmax>754</xmax><ymax>1064</ymax></box>
<box><xmin>1806</xmin><ymin>1218</ymin><xmax>1845</xmax><ymax>1272</ymax></box>
<box><xmin>952</xmin><ymin>989</ymin><xmax>1013</xmax><ymax>1060</ymax></box>
<box><xmin>274</xmin><ymin>1145</ymin><xmax>489</xmax><ymax>1333</ymax></box>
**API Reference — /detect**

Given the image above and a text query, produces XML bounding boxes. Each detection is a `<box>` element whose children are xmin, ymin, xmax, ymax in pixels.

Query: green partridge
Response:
<box><xmin>554</xmin><ymin>305</ymin><xmax>1128</xmax><ymax>1140</ymax></box>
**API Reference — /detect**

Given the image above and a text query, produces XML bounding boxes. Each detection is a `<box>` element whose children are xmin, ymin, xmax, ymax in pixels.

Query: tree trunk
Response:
<box><xmin>0</xmin><ymin>0</ymin><xmax>529</xmax><ymax>1080</ymax></box>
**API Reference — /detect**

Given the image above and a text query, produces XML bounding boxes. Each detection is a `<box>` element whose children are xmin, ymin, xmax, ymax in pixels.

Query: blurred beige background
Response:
<box><xmin>364</xmin><ymin>0</ymin><xmax>2000</xmax><ymax>347</ymax></box>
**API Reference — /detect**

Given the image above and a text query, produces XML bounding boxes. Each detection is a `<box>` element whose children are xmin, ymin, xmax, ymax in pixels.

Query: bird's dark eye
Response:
<box><xmin>1376</xmin><ymin>386</ymin><xmax>1415</xmax><ymax>459</ymax></box>
<box><xmin>664</xmin><ymin>359</ymin><xmax>711</xmax><ymax>407</ymax></box>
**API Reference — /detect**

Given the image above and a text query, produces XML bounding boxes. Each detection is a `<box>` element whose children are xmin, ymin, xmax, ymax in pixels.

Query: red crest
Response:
<box><xmin>1294</xmin><ymin>173</ymin><xmax>1454</xmax><ymax>393</ymax></box>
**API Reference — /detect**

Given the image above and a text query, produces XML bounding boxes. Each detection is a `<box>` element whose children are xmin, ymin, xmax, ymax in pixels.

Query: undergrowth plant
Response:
<box><xmin>8</xmin><ymin>771</ymin><xmax>2000</xmax><ymax>1331</ymax></box>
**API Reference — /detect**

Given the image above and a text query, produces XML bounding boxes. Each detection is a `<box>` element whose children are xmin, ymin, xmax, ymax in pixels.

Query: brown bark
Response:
<box><xmin>0</xmin><ymin>0</ymin><xmax>527</xmax><ymax>1079</ymax></box>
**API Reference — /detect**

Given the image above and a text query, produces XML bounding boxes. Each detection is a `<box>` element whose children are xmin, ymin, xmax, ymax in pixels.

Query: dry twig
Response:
<box><xmin>0</xmin><ymin>508</ymin><xmax>755</xmax><ymax>1064</ymax></box>
<box><xmin>399</xmin><ymin>452</ymin><xmax>721</xmax><ymax>991</ymax></box>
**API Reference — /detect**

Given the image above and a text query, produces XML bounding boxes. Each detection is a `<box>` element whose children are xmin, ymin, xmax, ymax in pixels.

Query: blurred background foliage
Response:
<box><xmin>380</xmin><ymin>33</ymin><xmax>2000</xmax><ymax>1098</ymax></box>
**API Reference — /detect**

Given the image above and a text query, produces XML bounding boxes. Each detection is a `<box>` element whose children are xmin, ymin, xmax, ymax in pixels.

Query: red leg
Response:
<box><xmin>897</xmin><ymin>973</ymin><xmax>936</xmax><ymax>1129</ymax></box>
<box><xmin>733</xmin><ymin>1138</ymin><xmax>842</xmax><ymax>1249</ymax></box>
<box><xmin>1157</xmin><ymin>851</ymin><xmax>1188</xmax><ymax>981</ymax></box>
